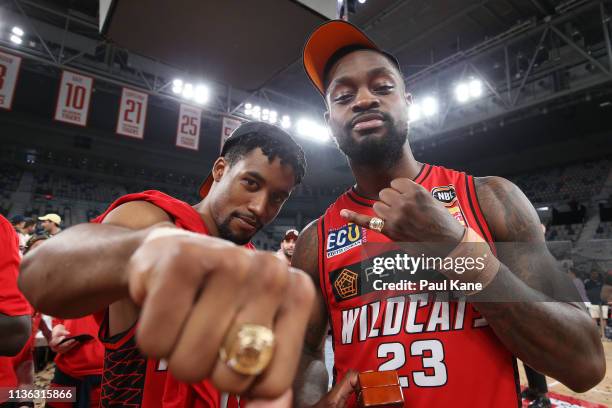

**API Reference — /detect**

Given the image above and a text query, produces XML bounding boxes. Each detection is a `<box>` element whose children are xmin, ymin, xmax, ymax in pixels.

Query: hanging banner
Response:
<box><xmin>0</xmin><ymin>51</ymin><xmax>22</xmax><ymax>111</ymax></box>
<box><xmin>220</xmin><ymin>116</ymin><xmax>243</xmax><ymax>151</ymax></box>
<box><xmin>175</xmin><ymin>103</ymin><xmax>201</xmax><ymax>150</ymax></box>
<box><xmin>116</xmin><ymin>87</ymin><xmax>148</xmax><ymax>139</ymax></box>
<box><xmin>54</xmin><ymin>70</ymin><xmax>94</xmax><ymax>126</ymax></box>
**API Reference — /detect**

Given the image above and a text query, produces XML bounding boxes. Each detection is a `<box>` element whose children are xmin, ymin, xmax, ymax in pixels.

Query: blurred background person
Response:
<box><xmin>276</xmin><ymin>228</ymin><xmax>298</xmax><ymax>264</ymax></box>
<box><xmin>38</xmin><ymin>214</ymin><xmax>62</xmax><ymax>237</ymax></box>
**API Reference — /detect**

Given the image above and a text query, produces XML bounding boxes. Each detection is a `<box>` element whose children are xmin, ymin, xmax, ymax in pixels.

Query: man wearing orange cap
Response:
<box><xmin>292</xmin><ymin>20</ymin><xmax>604</xmax><ymax>407</ymax></box>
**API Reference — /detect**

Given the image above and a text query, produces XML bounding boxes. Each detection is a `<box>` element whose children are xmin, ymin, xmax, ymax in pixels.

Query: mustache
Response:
<box><xmin>346</xmin><ymin>110</ymin><xmax>392</xmax><ymax>130</ymax></box>
<box><xmin>232</xmin><ymin>211</ymin><xmax>262</xmax><ymax>229</ymax></box>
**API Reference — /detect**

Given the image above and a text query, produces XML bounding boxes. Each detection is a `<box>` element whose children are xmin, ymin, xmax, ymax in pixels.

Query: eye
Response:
<box><xmin>241</xmin><ymin>178</ymin><xmax>259</xmax><ymax>190</ymax></box>
<box><xmin>334</xmin><ymin>93</ymin><xmax>353</xmax><ymax>104</ymax></box>
<box><xmin>375</xmin><ymin>85</ymin><xmax>394</xmax><ymax>94</ymax></box>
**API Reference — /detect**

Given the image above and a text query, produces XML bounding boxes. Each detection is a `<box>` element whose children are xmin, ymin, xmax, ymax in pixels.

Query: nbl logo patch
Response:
<box><xmin>326</xmin><ymin>223</ymin><xmax>363</xmax><ymax>258</ymax></box>
<box><xmin>431</xmin><ymin>185</ymin><xmax>457</xmax><ymax>205</ymax></box>
<box><xmin>432</xmin><ymin>185</ymin><xmax>468</xmax><ymax>227</ymax></box>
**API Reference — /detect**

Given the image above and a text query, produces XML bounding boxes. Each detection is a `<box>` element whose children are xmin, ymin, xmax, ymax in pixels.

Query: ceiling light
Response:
<box><xmin>422</xmin><ymin>97</ymin><xmax>438</xmax><ymax>117</ymax></box>
<box><xmin>11</xmin><ymin>26</ymin><xmax>24</xmax><ymax>37</ymax></box>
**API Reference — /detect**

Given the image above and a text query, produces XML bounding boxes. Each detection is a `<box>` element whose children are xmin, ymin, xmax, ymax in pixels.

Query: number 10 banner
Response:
<box><xmin>54</xmin><ymin>70</ymin><xmax>94</xmax><ymax>126</ymax></box>
<box><xmin>116</xmin><ymin>87</ymin><xmax>148</xmax><ymax>139</ymax></box>
<box><xmin>175</xmin><ymin>104</ymin><xmax>201</xmax><ymax>151</ymax></box>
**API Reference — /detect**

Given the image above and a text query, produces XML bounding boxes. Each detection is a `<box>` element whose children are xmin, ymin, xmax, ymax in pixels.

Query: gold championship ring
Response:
<box><xmin>368</xmin><ymin>217</ymin><xmax>385</xmax><ymax>233</ymax></box>
<box><xmin>219</xmin><ymin>323</ymin><xmax>275</xmax><ymax>376</ymax></box>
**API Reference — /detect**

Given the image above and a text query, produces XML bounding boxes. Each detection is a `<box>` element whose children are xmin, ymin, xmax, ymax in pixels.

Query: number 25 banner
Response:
<box><xmin>176</xmin><ymin>103</ymin><xmax>202</xmax><ymax>150</ymax></box>
<box><xmin>54</xmin><ymin>70</ymin><xmax>94</xmax><ymax>126</ymax></box>
<box><xmin>0</xmin><ymin>51</ymin><xmax>22</xmax><ymax>111</ymax></box>
<box><xmin>116</xmin><ymin>87</ymin><xmax>148</xmax><ymax>139</ymax></box>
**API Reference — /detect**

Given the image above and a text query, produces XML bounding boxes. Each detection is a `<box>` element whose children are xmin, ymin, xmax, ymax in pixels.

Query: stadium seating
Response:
<box><xmin>510</xmin><ymin>158</ymin><xmax>610</xmax><ymax>205</ymax></box>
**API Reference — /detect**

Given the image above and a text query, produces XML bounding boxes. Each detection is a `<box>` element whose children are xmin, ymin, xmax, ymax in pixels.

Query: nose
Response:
<box><xmin>246</xmin><ymin>191</ymin><xmax>268</xmax><ymax>221</ymax></box>
<box><xmin>351</xmin><ymin>88</ymin><xmax>380</xmax><ymax>112</ymax></box>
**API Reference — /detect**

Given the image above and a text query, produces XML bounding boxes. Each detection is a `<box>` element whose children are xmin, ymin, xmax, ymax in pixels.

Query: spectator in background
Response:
<box><xmin>11</xmin><ymin>215</ymin><xmax>35</xmax><ymax>254</ymax></box>
<box><xmin>600</xmin><ymin>274</ymin><xmax>612</xmax><ymax>305</ymax></box>
<box><xmin>276</xmin><ymin>228</ymin><xmax>299</xmax><ymax>264</ymax></box>
<box><xmin>568</xmin><ymin>269</ymin><xmax>589</xmax><ymax>303</ymax></box>
<box><xmin>584</xmin><ymin>271</ymin><xmax>603</xmax><ymax>304</ymax></box>
<box><xmin>38</xmin><ymin>214</ymin><xmax>62</xmax><ymax>236</ymax></box>
<box><xmin>46</xmin><ymin>315</ymin><xmax>104</xmax><ymax>408</ymax></box>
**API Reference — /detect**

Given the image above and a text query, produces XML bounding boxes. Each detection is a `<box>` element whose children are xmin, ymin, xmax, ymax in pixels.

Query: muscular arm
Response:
<box><xmin>19</xmin><ymin>201</ymin><xmax>171</xmax><ymax>318</ymax></box>
<box><xmin>0</xmin><ymin>315</ymin><xmax>31</xmax><ymax>356</ymax></box>
<box><xmin>292</xmin><ymin>220</ymin><xmax>329</xmax><ymax>407</ymax></box>
<box><xmin>472</xmin><ymin>176</ymin><xmax>605</xmax><ymax>392</ymax></box>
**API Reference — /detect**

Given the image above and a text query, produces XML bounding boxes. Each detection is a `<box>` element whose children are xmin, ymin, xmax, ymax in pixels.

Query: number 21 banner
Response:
<box><xmin>176</xmin><ymin>104</ymin><xmax>201</xmax><ymax>150</ymax></box>
<box><xmin>0</xmin><ymin>51</ymin><xmax>22</xmax><ymax>111</ymax></box>
<box><xmin>54</xmin><ymin>70</ymin><xmax>94</xmax><ymax>126</ymax></box>
<box><xmin>116</xmin><ymin>87</ymin><xmax>148</xmax><ymax>139</ymax></box>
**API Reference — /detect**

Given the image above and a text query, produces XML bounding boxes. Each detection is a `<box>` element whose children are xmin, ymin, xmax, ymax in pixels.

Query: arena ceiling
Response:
<box><xmin>22</xmin><ymin>0</ymin><xmax>575</xmax><ymax>105</ymax></box>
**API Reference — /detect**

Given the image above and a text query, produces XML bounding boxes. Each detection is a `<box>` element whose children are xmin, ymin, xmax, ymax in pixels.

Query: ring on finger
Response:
<box><xmin>368</xmin><ymin>217</ymin><xmax>385</xmax><ymax>233</ymax></box>
<box><xmin>219</xmin><ymin>323</ymin><xmax>275</xmax><ymax>376</ymax></box>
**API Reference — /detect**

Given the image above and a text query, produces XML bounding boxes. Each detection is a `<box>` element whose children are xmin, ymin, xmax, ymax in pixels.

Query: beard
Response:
<box><xmin>217</xmin><ymin>213</ymin><xmax>257</xmax><ymax>246</ymax></box>
<box><xmin>331</xmin><ymin>111</ymin><xmax>407</xmax><ymax>169</ymax></box>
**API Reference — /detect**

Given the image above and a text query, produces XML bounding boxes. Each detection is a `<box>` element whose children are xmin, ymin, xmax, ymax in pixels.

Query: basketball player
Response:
<box><xmin>20</xmin><ymin>122</ymin><xmax>313</xmax><ymax>407</ymax></box>
<box><xmin>292</xmin><ymin>21</ymin><xmax>605</xmax><ymax>407</ymax></box>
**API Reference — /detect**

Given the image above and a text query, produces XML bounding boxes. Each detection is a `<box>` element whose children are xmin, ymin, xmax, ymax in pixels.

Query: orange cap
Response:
<box><xmin>303</xmin><ymin>20</ymin><xmax>393</xmax><ymax>94</ymax></box>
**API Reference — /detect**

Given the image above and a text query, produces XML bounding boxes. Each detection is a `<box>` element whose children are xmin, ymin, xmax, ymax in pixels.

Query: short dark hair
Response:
<box><xmin>224</xmin><ymin>132</ymin><xmax>307</xmax><ymax>185</ymax></box>
<box><xmin>24</xmin><ymin>234</ymin><xmax>49</xmax><ymax>254</ymax></box>
<box><xmin>322</xmin><ymin>45</ymin><xmax>403</xmax><ymax>93</ymax></box>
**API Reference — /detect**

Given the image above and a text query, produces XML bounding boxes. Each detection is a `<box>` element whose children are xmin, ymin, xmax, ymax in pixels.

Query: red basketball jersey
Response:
<box><xmin>93</xmin><ymin>190</ymin><xmax>249</xmax><ymax>408</ymax></box>
<box><xmin>318</xmin><ymin>164</ymin><xmax>520</xmax><ymax>407</ymax></box>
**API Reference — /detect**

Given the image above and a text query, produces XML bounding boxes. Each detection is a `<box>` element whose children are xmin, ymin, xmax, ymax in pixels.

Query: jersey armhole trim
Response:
<box><xmin>98</xmin><ymin>308</ymin><xmax>138</xmax><ymax>350</ymax></box>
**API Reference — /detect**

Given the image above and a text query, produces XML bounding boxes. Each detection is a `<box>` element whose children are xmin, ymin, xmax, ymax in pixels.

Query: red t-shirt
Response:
<box><xmin>53</xmin><ymin>316</ymin><xmax>104</xmax><ymax>378</ymax></box>
<box><xmin>0</xmin><ymin>215</ymin><xmax>32</xmax><ymax>391</ymax></box>
<box><xmin>92</xmin><ymin>191</ymin><xmax>250</xmax><ymax>408</ymax></box>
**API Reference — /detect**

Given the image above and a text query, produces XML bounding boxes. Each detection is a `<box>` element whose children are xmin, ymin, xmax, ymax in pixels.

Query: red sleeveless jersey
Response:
<box><xmin>318</xmin><ymin>164</ymin><xmax>520</xmax><ymax>408</ymax></box>
<box><xmin>93</xmin><ymin>190</ymin><xmax>249</xmax><ymax>408</ymax></box>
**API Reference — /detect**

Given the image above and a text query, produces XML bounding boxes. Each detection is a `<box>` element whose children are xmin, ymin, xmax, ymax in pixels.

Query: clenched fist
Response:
<box><xmin>127</xmin><ymin>229</ymin><xmax>315</xmax><ymax>399</ymax></box>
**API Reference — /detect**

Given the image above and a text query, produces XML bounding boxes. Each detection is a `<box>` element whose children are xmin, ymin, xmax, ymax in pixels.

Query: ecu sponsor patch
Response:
<box><xmin>326</xmin><ymin>223</ymin><xmax>363</xmax><ymax>258</ymax></box>
<box><xmin>431</xmin><ymin>185</ymin><xmax>468</xmax><ymax>227</ymax></box>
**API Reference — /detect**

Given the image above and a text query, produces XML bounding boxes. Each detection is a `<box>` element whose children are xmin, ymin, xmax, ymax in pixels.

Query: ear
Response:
<box><xmin>212</xmin><ymin>157</ymin><xmax>227</xmax><ymax>182</ymax></box>
<box><xmin>323</xmin><ymin>110</ymin><xmax>330</xmax><ymax>125</ymax></box>
<box><xmin>405</xmin><ymin>91</ymin><xmax>413</xmax><ymax>106</ymax></box>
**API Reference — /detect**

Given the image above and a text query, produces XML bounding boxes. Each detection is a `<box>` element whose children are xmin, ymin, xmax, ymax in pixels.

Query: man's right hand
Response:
<box><xmin>312</xmin><ymin>371</ymin><xmax>358</xmax><ymax>408</ymax></box>
<box><xmin>127</xmin><ymin>230</ymin><xmax>315</xmax><ymax>399</ymax></box>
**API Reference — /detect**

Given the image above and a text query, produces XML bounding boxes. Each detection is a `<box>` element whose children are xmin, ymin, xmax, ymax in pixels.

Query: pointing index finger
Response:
<box><xmin>339</xmin><ymin>209</ymin><xmax>372</xmax><ymax>229</ymax></box>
